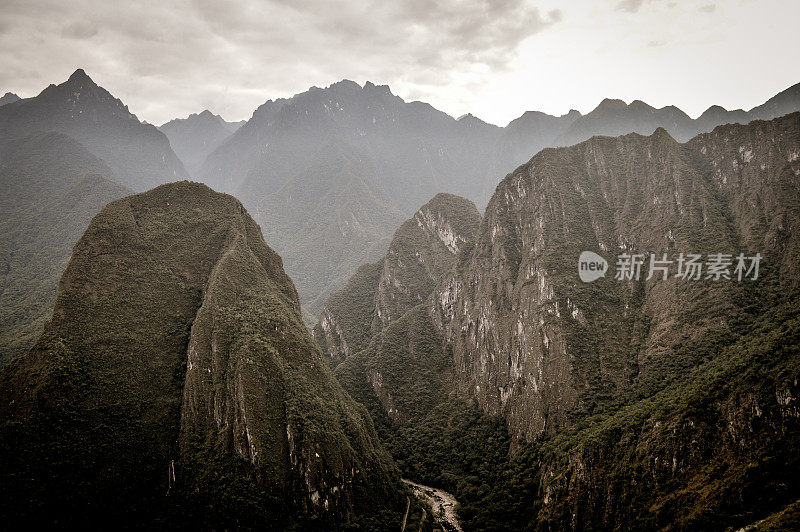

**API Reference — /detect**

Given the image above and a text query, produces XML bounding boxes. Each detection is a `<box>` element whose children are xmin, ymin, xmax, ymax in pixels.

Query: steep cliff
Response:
<box><xmin>313</xmin><ymin>193</ymin><xmax>514</xmax><ymax>526</ymax></box>
<box><xmin>0</xmin><ymin>181</ymin><xmax>403</xmax><ymax>528</ymax></box>
<box><xmin>433</xmin><ymin>112</ymin><xmax>800</xmax><ymax>529</ymax></box>
<box><xmin>314</xmin><ymin>192</ymin><xmax>480</xmax><ymax>371</ymax></box>
<box><xmin>438</xmin><ymin>112</ymin><xmax>800</xmax><ymax>442</ymax></box>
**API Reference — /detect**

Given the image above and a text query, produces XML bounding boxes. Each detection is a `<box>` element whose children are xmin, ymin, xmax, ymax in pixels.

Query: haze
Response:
<box><xmin>1</xmin><ymin>0</ymin><xmax>798</xmax><ymax>126</ymax></box>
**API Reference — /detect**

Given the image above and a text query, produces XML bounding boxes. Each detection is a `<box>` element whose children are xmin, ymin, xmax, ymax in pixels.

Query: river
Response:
<box><xmin>402</xmin><ymin>479</ymin><xmax>462</xmax><ymax>532</ymax></box>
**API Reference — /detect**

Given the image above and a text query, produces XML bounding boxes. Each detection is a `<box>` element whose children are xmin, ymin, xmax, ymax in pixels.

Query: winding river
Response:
<box><xmin>402</xmin><ymin>479</ymin><xmax>462</xmax><ymax>532</ymax></box>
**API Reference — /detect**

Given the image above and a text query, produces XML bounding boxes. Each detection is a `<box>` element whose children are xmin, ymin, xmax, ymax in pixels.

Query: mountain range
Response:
<box><xmin>6</xmin><ymin>70</ymin><xmax>797</xmax><ymax>325</ymax></box>
<box><xmin>316</xmin><ymin>110</ymin><xmax>800</xmax><ymax>530</ymax></box>
<box><xmin>1</xmin><ymin>67</ymin><xmax>800</xmax><ymax>529</ymax></box>
<box><xmin>191</xmin><ymin>77</ymin><xmax>800</xmax><ymax>321</ymax></box>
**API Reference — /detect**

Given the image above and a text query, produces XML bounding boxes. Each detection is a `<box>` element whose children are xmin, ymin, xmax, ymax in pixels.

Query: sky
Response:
<box><xmin>1</xmin><ymin>0</ymin><xmax>798</xmax><ymax>126</ymax></box>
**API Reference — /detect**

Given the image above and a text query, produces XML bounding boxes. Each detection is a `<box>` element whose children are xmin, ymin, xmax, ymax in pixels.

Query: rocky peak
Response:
<box><xmin>313</xmin><ymin>193</ymin><xmax>481</xmax><ymax>367</ymax></box>
<box><xmin>363</xmin><ymin>80</ymin><xmax>393</xmax><ymax>95</ymax></box>
<box><xmin>595</xmin><ymin>97</ymin><xmax>628</xmax><ymax>112</ymax></box>
<box><xmin>0</xmin><ymin>92</ymin><xmax>20</xmax><ymax>106</ymax></box>
<box><xmin>196</xmin><ymin>109</ymin><xmax>217</xmax><ymax>119</ymax></box>
<box><xmin>375</xmin><ymin>194</ymin><xmax>480</xmax><ymax>327</ymax></box>
<box><xmin>413</xmin><ymin>192</ymin><xmax>481</xmax><ymax>254</ymax></box>
<box><xmin>67</xmin><ymin>67</ymin><xmax>92</xmax><ymax>84</ymax></box>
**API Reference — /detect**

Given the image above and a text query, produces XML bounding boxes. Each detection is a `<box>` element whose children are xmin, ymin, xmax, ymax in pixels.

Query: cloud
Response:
<box><xmin>0</xmin><ymin>0</ymin><xmax>567</xmax><ymax>124</ymax></box>
<box><xmin>62</xmin><ymin>21</ymin><xmax>98</xmax><ymax>39</ymax></box>
<box><xmin>616</xmin><ymin>0</ymin><xmax>645</xmax><ymax>13</ymax></box>
<box><xmin>699</xmin><ymin>3</ymin><xmax>716</xmax><ymax>13</ymax></box>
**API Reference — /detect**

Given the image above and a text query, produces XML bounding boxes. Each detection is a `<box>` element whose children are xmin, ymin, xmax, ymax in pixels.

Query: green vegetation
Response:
<box><xmin>313</xmin><ymin>261</ymin><xmax>383</xmax><ymax>366</ymax></box>
<box><xmin>0</xmin><ymin>132</ymin><xmax>131</xmax><ymax>364</ymax></box>
<box><xmin>0</xmin><ymin>182</ymin><xmax>409</xmax><ymax>529</ymax></box>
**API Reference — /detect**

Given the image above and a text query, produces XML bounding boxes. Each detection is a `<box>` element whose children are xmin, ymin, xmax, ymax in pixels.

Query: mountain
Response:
<box><xmin>317</xmin><ymin>112</ymin><xmax>800</xmax><ymax>529</ymax></box>
<box><xmin>312</xmin><ymin>194</ymin><xmax>515</xmax><ymax>530</ymax></box>
<box><xmin>314</xmin><ymin>192</ymin><xmax>480</xmax><ymax>367</ymax></box>
<box><xmin>192</xmin><ymin>80</ymin><xmax>800</xmax><ymax>321</ymax></box>
<box><xmin>197</xmin><ymin>80</ymin><xmax>503</xmax><ymax>320</ymax></box>
<box><xmin>159</xmin><ymin>110</ymin><xmax>243</xmax><ymax>175</ymax></box>
<box><xmin>0</xmin><ymin>93</ymin><xmax>20</xmax><ymax>107</ymax></box>
<box><xmin>0</xmin><ymin>69</ymin><xmax>188</xmax><ymax>191</ymax></box>
<box><xmin>201</xmin><ymin>80</ymin><xmax>501</xmax><ymax>211</ymax></box>
<box><xmin>0</xmin><ymin>132</ymin><xmax>131</xmax><ymax>364</ymax></box>
<box><xmin>431</xmin><ymin>112</ymin><xmax>800</xmax><ymax>528</ymax></box>
<box><xmin>0</xmin><ymin>181</ymin><xmax>410</xmax><ymax>528</ymax></box>
<box><xmin>553</xmin><ymin>82</ymin><xmax>800</xmax><ymax>148</ymax></box>
<box><xmin>325</xmin><ymin>192</ymin><xmax>480</xmax><ymax>426</ymax></box>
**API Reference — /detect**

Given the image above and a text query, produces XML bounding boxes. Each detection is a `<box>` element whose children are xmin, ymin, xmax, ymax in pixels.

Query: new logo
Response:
<box><xmin>578</xmin><ymin>251</ymin><xmax>608</xmax><ymax>283</ymax></box>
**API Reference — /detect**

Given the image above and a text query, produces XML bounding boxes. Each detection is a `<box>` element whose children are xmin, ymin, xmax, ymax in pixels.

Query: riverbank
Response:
<box><xmin>402</xmin><ymin>479</ymin><xmax>462</xmax><ymax>532</ymax></box>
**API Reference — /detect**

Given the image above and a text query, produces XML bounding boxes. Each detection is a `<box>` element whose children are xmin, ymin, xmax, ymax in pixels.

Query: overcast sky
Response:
<box><xmin>1</xmin><ymin>0</ymin><xmax>798</xmax><ymax>126</ymax></box>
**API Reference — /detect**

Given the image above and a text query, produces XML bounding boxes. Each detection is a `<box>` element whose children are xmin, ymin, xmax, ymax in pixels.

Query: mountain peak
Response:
<box><xmin>699</xmin><ymin>104</ymin><xmax>728</xmax><ymax>118</ymax></box>
<box><xmin>630</xmin><ymin>99</ymin><xmax>655</xmax><ymax>111</ymax></box>
<box><xmin>598</xmin><ymin>97</ymin><xmax>627</xmax><ymax>108</ymax></box>
<box><xmin>363</xmin><ymin>80</ymin><xmax>393</xmax><ymax>95</ymax></box>
<box><xmin>67</xmin><ymin>68</ymin><xmax>93</xmax><ymax>84</ymax></box>
<box><xmin>649</xmin><ymin>126</ymin><xmax>676</xmax><ymax>143</ymax></box>
<box><xmin>0</xmin><ymin>92</ymin><xmax>21</xmax><ymax>107</ymax></box>
<box><xmin>329</xmin><ymin>79</ymin><xmax>361</xmax><ymax>91</ymax></box>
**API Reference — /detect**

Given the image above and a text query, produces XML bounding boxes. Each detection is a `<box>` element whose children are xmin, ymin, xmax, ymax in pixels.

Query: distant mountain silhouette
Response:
<box><xmin>198</xmin><ymin>79</ymin><xmax>499</xmax><ymax>319</ymax></box>
<box><xmin>0</xmin><ymin>93</ymin><xmax>20</xmax><ymax>107</ymax></box>
<box><xmin>159</xmin><ymin>110</ymin><xmax>243</xmax><ymax>175</ymax></box>
<box><xmin>0</xmin><ymin>69</ymin><xmax>188</xmax><ymax>190</ymax></box>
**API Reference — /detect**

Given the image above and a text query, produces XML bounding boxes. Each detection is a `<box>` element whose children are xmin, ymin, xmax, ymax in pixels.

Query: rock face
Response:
<box><xmin>314</xmin><ymin>193</ymin><xmax>480</xmax><ymax>370</ymax></box>
<box><xmin>0</xmin><ymin>182</ymin><xmax>400</xmax><ymax>528</ymax></box>
<box><xmin>0</xmin><ymin>69</ymin><xmax>188</xmax><ymax>191</ymax></box>
<box><xmin>429</xmin><ymin>112</ymin><xmax>800</xmax><ymax>528</ymax></box>
<box><xmin>436</xmin><ymin>112</ymin><xmax>800</xmax><ymax>443</ymax></box>
<box><xmin>318</xmin><ymin>111</ymin><xmax>800</xmax><ymax>529</ymax></box>
<box><xmin>314</xmin><ymin>193</ymin><xmax>481</xmax><ymax>429</ymax></box>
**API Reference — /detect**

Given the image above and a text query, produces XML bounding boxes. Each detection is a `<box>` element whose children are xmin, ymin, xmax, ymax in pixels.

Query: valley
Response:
<box><xmin>1</xmin><ymin>56</ymin><xmax>799</xmax><ymax>530</ymax></box>
<box><xmin>404</xmin><ymin>479</ymin><xmax>462</xmax><ymax>532</ymax></box>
